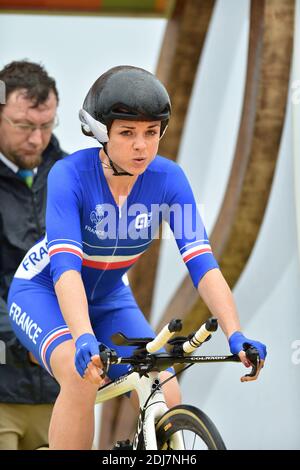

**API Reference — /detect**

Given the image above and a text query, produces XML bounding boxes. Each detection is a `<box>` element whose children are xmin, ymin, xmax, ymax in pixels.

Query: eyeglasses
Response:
<box><xmin>2</xmin><ymin>114</ymin><xmax>59</xmax><ymax>134</ymax></box>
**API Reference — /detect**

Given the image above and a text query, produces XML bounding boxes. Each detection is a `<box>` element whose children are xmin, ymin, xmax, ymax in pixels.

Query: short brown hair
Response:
<box><xmin>0</xmin><ymin>60</ymin><xmax>59</xmax><ymax>110</ymax></box>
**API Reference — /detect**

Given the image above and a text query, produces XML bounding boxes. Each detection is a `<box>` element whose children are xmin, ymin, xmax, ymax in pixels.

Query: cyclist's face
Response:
<box><xmin>107</xmin><ymin>119</ymin><xmax>161</xmax><ymax>175</ymax></box>
<box><xmin>0</xmin><ymin>89</ymin><xmax>57</xmax><ymax>169</ymax></box>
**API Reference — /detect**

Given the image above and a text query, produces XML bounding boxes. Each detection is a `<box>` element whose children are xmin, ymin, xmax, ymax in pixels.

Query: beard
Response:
<box><xmin>11</xmin><ymin>150</ymin><xmax>43</xmax><ymax>170</ymax></box>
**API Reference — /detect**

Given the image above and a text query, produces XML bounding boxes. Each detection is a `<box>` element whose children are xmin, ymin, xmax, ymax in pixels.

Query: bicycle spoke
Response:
<box><xmin>185</xmin><ymin>431</ymin><xmax>204</xmax><ymax>450</ymax></box>
<box><xmin>192</xmin><ymin>432</ymin><xmax>196</xmax><ymax>450</ymax></box>
<box><xmin>179</xmin><ymin>430</ymin><xmax>206</xmax><ymax>450</ymax></box>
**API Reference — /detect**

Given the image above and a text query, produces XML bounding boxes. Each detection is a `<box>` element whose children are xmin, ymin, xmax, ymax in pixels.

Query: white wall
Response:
<box><xmin>0</xmin><ymin>13</ymin><xmax>166</xmax><ymax>153</ymax></box>
<box><xmin>293</xmin><ymin>0</ymin><xmax>300</xmax><ymax>264</ymax></box>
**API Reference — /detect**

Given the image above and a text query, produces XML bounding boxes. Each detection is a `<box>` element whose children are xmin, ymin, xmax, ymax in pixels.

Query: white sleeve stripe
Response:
<box><xmin>47</xmin><ymin>238</ymin><xmax>83</xmax><ymax>248</ymax></box>
<box><xmin>179</xmin><ymin>239</ymin><xmax>209</xmax><ymax>253</ymax></box>
<box><xmin>48</xmin><ymin>243</ymin><xmax>83</xmax><ymax>255</ymax></box>
<box><xmin>181</xmin><ymin>244</ymin><xmax>211</xmax><ymax>259</ymax></box>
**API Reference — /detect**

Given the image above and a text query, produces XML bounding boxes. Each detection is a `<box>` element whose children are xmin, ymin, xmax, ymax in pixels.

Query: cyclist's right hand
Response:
<box><xmin>75</xmin><ymin>333</ymin><xmax>105</xmax><ymax>385</ymax></box>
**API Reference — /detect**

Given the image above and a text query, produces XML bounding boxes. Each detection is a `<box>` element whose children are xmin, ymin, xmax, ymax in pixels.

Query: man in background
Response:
<box><xmin>0</xmin><ymin>60</ymin><xmax>66</xmax><ymax>449</ymax></box>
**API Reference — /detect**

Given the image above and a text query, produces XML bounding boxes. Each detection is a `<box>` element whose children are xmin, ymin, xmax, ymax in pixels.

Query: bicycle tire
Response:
<box><xmin>155</xmin><ymin>404</ymin><xmax>226</xmax><ymax>450</ymax></box>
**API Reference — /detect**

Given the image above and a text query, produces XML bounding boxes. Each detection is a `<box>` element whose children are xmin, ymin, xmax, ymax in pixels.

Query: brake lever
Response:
<box><xmin>242</xmin><ymin>342</ymin><xmax>260</xmax><ymax>379</ymax></box>
<box><xmin>99</xmin><ymin>344</ymin><xmax>117</xmax><ymax>379</ymax></box>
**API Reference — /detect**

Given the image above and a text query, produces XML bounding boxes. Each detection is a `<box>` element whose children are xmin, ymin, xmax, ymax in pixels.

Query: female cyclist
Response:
<box><xmin>7</xmin><ymin>66</ymin><xmax>266</xmax><ymax>449</ymax></box>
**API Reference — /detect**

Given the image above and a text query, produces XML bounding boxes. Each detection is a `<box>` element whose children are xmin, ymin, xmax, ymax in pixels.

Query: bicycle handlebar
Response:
<box><xmin>99</xmin><ymin>318</ymin><xmax>261</xmax><ymax>379</ymax></box>
<box><xmin>146</xmin><ymin>319</ymin><xmax>182</xmax><ymax>353</ymax></box>
<box><xmin>182</xmin><ymin>318</ymin><xmax>218</xmax><ymax>353</ymax></box>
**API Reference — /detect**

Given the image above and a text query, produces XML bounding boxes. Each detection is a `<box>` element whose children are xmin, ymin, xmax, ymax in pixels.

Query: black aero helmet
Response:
<box><xmin>79</xmin><ymin>65</ymin><xmax>171</xmax><ymax>143</ymax></box>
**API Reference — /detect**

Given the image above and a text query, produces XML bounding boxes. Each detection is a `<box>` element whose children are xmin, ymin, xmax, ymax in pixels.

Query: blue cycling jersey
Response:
<box><xmin>14</xmin><ymin>147</ymin><xmax>218</xmax><ymax>301</ymax></box>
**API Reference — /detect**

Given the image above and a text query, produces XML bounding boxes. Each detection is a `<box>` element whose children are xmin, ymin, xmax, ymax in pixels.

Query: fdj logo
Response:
<box><xmin>135</xmin><ymin>213</ymin><xmax>152</xmax><ymax>230</ymax></box>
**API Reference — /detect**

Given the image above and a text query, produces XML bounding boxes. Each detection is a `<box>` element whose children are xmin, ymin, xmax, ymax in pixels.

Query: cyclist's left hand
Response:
<box><xmin>228</xmin><ymin>332</ymin><xmax>267</xmax><ymax>382</ymax></box>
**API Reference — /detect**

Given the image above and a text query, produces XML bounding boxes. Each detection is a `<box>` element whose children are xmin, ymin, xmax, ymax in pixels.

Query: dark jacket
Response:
<box><xmin>0</xmin><ymin>135</ymin><xmax>66</xmax><ymax>403</ymax></box>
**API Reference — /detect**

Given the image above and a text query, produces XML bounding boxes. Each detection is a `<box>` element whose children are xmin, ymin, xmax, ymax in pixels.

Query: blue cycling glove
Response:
<box><xmin>75</xmin><ymin>333</ymin><xmax>100</xmax><ymax>377</ymax></box>
<box><xmin>228</xmin><ymin>332</ymin><xmax>267</xmax><ymax>360</ymax></box>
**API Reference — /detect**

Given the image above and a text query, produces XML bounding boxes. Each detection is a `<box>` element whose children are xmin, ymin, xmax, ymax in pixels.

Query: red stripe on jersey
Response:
<box><xmin>82</xmin><ymin>255</ymin><xmax>140</xmax><ymax>270</ymax></box>
<box><xmin>49</xmin><ymin>247</ymin><xmax>83</xmax><ymax>258</ymax></box>
<box><xmin>42</xmin><ymin>329</ymin><xmax>71</xmax><ymax>370</ymax></box>
<box><xmin>183</xmin><ymin>247</ymin><xmax>212</xmax><ymax>263</ymax></box>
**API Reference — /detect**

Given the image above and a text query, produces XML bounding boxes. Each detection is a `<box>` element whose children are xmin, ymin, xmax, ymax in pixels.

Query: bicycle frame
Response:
<box><xmin>94</xmin><ymin>355</ymin><xmax>241</xmax><ymax>450</ymax></box>
<box><xmin>95</xmin><ymin>370</ymin><xmax>184</xmax><ymax>450</ymax></box>
<box><xmin>95</xmin><ymin>318</ymin><xmax>259</xmax><ymax>450</ymax></box>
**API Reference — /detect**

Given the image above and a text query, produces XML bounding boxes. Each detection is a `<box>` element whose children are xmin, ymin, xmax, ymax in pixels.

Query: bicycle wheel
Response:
<box><xmin>155</xmin><ymin>405</ymin><xmax>226</xmax><ymax>450</ymax></box>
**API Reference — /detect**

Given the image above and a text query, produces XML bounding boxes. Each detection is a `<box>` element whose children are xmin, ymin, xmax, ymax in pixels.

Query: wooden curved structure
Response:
<box><xmin>129</xmin><ymin>0</ymin><xmax>216</xmax><ymax>317</ymax></box>
<box><xmin>156</xmin><ymin>0</ymin><xmax>295</xmax><ymax>339</ymax></box>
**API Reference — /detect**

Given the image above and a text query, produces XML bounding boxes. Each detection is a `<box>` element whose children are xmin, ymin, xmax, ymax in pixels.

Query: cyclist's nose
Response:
<box><xmin>133</xmin><ymin>134</ymin><xmax>147</xmax><ymax>151</ymax></box>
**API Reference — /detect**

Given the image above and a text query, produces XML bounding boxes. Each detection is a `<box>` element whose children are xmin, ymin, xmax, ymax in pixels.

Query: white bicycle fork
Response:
<box><xmin>133</xmin><ymin>372</ymin><xmax>185</xmax><ymax>450</ymax></box>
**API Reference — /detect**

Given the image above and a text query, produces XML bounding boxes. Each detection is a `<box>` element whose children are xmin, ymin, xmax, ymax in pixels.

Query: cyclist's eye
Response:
<box><xmin>146</xmin><ymin>130</ymin><xmax>158</xmax><ymax>136</ymax></box>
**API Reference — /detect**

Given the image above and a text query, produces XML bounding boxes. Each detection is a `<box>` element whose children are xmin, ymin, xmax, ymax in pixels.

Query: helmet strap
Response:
<box><xmin>102</xmin><ymin>144</ymin><xmax>134</xmax><ymax>177</ymax></box>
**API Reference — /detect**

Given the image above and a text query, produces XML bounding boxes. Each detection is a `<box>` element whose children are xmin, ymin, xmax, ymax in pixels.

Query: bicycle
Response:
<box><xmin>96</xmin><ymin>318</ymin><xmax>260</xmax><ymax>450</ymax></box>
